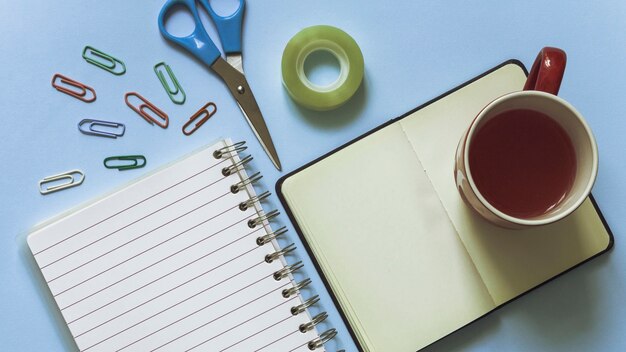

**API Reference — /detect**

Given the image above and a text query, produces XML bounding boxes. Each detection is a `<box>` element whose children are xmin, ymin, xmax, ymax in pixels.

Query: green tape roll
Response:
<box><xmin>281</xmin><ymin>25</ymin><xmax>364</xmax><ymax>111</ymax></box>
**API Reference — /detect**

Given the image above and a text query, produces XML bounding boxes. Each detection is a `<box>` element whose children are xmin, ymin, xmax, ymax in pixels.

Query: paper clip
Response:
<box><xmin>182</xmin><ymin>102</ymin><xmax>217</xmax><ymax>136</ymax></box>
<box><xmin>124</xmin><ymin>92</ymin><xmax>169</xmax><ymax>128</ymax></box>
<box><xmin>78</xmin><ymin>119</ymin><xmax>125</xmax><ymax>138</ymax></box>
<box><xmin>51</xmin><ymin>74</ymin><xmax>96</xmax><ymax>103</ymax></box>
<box><xmin>154</xmin><ymin>62</ymin><xmax>186</xmax><ymax>105</ymax></box>
<box><xmin>104</xmin><ymin>155</ymin><xmax>146</xmax><ymax>171</ymax></box>
<box><xmin>82</xmin><ymin>46</ymin><xmax>126</xmax><ymax>75</ymax></box>
<box><xmin>39</xmin><ymin>169</ymin><xmax>84</xmax><ymax>195</ymax></box>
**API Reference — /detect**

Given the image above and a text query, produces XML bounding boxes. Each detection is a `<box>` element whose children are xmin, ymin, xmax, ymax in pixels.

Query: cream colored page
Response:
<box><xmin>399</xmin><ymin>63</ymin><xmax>611</xmax><ymax>305</ymax></box>
<box><xmin>281</xmin><ymin>123</ymin><xmax>495</xmax><ymax>352</ymax></box>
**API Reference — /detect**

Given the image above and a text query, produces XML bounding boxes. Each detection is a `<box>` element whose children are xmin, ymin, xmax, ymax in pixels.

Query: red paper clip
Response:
<box><xmin>51</xmin><ymin>74</ymin><xmax>96</xmax><ymax>103</ymax></box>
<box><xmin>182</xmin><ymin>102</ymin><xmax>217</xmax><ymax>136</ymax></box>
<box><xmin>124</xmin><ymin>92</ymin><xmax>169</xmax><ymax>129</ymax></box>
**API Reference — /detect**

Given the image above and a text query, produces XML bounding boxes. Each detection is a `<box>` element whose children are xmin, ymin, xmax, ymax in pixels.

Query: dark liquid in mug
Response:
<box><xmin>468</xmin><ymin>109</ymin><xmax>577</xmax><ymax>219</ymax></box>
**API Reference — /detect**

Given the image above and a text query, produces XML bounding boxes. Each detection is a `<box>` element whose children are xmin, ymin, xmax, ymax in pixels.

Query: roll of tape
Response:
<box><xmin>281</xmin><ymin>25</ymin><xmax>364</xmax><ymax>111</ymax></box>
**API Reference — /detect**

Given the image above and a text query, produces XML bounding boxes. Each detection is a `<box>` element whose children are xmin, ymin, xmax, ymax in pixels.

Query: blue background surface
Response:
<box><xmin>1</xmin><ymin>1</ymin><xmax>625</xmax><ymax>351</ymax></box>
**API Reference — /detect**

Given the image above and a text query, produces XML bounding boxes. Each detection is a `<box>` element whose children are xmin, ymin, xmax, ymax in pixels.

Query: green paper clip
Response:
<box><xmin>83</xmin><ymin>46</ymin><xmax>127</xmax><ymax>75</ymax></box>
<box><xmin>154</xmin><ymin>62</ymin><xmax>186</xmax><ymax>104</ymax></box>
<box><xmin>104</xmin><ymin>155</ymin><xmax>146</xmax><ymax>171</ymax></box>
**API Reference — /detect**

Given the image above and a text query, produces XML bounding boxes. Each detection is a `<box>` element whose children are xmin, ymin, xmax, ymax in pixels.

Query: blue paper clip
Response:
<box><xmin>78</xmin><ymin>119</ymin><xmax>125</xmax><ymax>138</ymax></box>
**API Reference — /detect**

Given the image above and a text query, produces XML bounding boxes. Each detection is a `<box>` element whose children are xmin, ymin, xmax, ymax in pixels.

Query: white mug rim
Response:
<box><xmin>463</xmin><ymin>90</ymin><xmax>598</xmax><ymax>226</ymax></box>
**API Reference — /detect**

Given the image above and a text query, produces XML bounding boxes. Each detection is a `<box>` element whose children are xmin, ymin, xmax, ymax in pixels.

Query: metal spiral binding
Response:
<box><xmin>256</xmin><ymin>226</ymin><xmax>288</xmax><ymax>245</ymax></box>
<box><xmin>265</xmin><ymin>243</ymin><xmax>296</xmax><ymax>263</ymax></box>
<box><xmin>230</xmin><ymin>171</ymin><xmax>262</xmax><ymax>194</ymax></box>
<box><xmin>299</xmin><ymin>312</ymin><xmax>328</xmax><ymax>333</ymax></box>
<box><xmin>216</xmin><ymin>141</ymin><xmax>338</xmax><ymax>350</ymax></box>
<box><xmin>222</xmin><ymin>154</ymin><xmax>253</xmax><ymax>176</ymax></box>
<box><xmin>273</xmin><ymin>261</ymin><xmax>304</xmax><ymax>281</ymax></box>
<box><xmin>249</xmin><ymin>209</ymin><xmax>280</xmax><ymax>228</ymax></box>
<box><xmin>283</xmin><ymin>278</ymin><xmax>312</xmax><ymax>298</ymax></box>
<box><xmin>213</xmin><ymin>141</ymin><xmax>247</xmax><ymax>159</ymax></box>
<box><xmin>308</xmin><ymin>329</ymin><xmax>338</xmax><ymax>350</ymax></box>
<box><xmin>240</xmin><ymin>191</ymin><xmax>271</xmax><ymax>211</ymax></box>
<box><xmin>291</xmin><ymin>295</ymin><xmax>320</xmax><ymax>315</ymax></box>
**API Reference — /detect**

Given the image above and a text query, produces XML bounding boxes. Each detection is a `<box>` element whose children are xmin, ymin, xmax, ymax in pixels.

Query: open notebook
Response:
<box><xmin>27</xmin><ymin>140</ymin><xmax>336</xmax><ymax>352</ymax></box>
<box><xmin>277</xmin><ymin>61</ymin><xmax>613</xmax><ymax>352</ymax></box>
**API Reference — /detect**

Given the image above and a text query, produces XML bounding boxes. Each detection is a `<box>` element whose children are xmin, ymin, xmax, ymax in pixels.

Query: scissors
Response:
<box><xmin>158</xmin><ymin>0</ymin><xmax>282</xmax><ymax>170</ymax></box>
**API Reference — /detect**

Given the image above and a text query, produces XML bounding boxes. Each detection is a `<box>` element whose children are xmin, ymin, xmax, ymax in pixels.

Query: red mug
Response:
<box><xmin>455</xmin><ymin>48</ymin><xmax>598</xmax><ymax>228</ymax></box>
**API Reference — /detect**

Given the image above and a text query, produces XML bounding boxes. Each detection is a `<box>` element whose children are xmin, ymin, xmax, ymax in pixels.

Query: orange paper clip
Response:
<box><xmin>51</xmin><ymin>74</ymin><xmax>96</xmax><ymax>103</ymax></box>
<box><xmin>124</xmin><ymin>92</ymin><xmax>169</xmax><ymax>128</ymax></box>
<box><xmin>182</xmin><ymin>102</ymin><xmax>217</xmax><ymax>136</ymax></box>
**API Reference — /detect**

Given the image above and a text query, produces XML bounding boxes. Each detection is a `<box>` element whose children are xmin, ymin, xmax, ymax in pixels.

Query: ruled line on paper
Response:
<box><xmin>73</xmin><ymin>259</ymin><xmax>267</xmax><ymax>338</ymax></box>
<box><xmin>47</xmin><ymin>191</ymin><xmax>233</xmax><ymax>285</ymax></box>
<box><xmin>257</xmin><ymin>329</ymin><xmax>300</xmax><ymax>352</ymax></box>
<box><xmin>111</xmin><ymin>282</ymin><xmax>293</xmax><ymax>351</ymax></box>
<box><xmin>33</xmin><ymin>158</ymin><xmax>228</xmax><ymax>256</ymax></box>
<box><xmin>78</xmin><ymin>261</ymin><xmax>277</xmax><ymax>343</ymax></box>
<box><xmin>61</xmin><ymin>215</ymin><xmax>260</xmax><ymax>312</ymax></box>
<box><xmin>288</xmin><ymin>339</ymin><xmax>313</xmax><ymax>352</ymax></box>
<box><xmin>219</xmin><ymin>316</ymin><xmax>296</xmax><ymax>352</ymax></box>
<box><xmin>158</xmin><ymin>295</ymin><xmax>297</xmax><ymax>352</ymax></box>
<box><xmin>68</xmin><ymin>236</ymin><xmax>259</xmax><ymax>324</ymax></box>
<box><xmin>65</xmin><ymin>226</ymin><xmax>264</xmax><ymax>320</ymax></box>
<box><xmin>39</xmin><ymin>175</ymin><xmax>229</xmax><ymax>270</ymax></box>
<box><xmin>66</xmin><ymin>231</ymin><xmax>259</xmax><ymax>325</ymax></box>
<box><xmin>55</xmin><ymin>201</ymin><xmax>246</xmax><ymax>302</ymax></box>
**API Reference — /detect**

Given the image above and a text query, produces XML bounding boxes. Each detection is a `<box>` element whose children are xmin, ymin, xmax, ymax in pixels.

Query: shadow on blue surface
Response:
<box><xmin>511</xmin><ymin>256</ymin><xmax>608</xmax><ymax>348</ymax></box>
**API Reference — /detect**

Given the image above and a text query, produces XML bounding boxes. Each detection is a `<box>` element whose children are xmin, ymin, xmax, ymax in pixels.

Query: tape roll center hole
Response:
<box><xmin>303</xmin><ymin>50</ymin><xmax>342</xmax><ymax>89</ymax></box>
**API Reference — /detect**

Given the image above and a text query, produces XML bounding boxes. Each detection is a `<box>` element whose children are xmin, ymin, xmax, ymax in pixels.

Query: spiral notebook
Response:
<box><xmin>27</xmin><ymin>140</ymin><xmax>335</xmax><ymax>352</ymax></box>
<box><xmin>277</xmin><ymin>61</ymin><xmax>614</xmax><ymax>352</ymax></box>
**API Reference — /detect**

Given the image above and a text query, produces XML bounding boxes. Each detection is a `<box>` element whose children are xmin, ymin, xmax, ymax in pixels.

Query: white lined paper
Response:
<box><xmin>28</xmin><ymin>141</ymin><xmax>321</xmax><ymax>352</ymax></box>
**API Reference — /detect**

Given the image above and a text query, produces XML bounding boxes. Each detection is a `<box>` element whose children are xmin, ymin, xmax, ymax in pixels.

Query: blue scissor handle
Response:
<box><xmin>199</xmin><ymin>0</ymin><xmax>245</xmax><ymax>54</ymax></box>
<box><xmin>157</xmin><ymin>0</ymin><xmax>222</xmax><ymax>67</ymax></box>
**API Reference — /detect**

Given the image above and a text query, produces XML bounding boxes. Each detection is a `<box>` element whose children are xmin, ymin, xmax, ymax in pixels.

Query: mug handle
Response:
<box><xmin>523</xmin><ymin>47</ymin><xmax>567</xmax><ymax>95</ymax></box>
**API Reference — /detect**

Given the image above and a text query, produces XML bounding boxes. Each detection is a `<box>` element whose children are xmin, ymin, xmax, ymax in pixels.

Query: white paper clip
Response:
<box><xmin>39</xmin><ymin>169</ymin><xmax>85</xmax><ymax>195</ymax></box>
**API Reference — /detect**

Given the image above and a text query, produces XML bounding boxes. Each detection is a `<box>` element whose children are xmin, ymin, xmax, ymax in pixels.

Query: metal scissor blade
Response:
<box><xmin>226</xmin><ymin>54</ymin><xmax>244</xmax><ymax>74</ymax></box>
<box><xmin>211</xmin><ymin>58</ymin><xmax>282</xmax><ymax>171</ymax></box>
<box><xmin>234</xmin><ymin>101</ymin><xmax>281</xmax><ymax>170</ymax></box>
